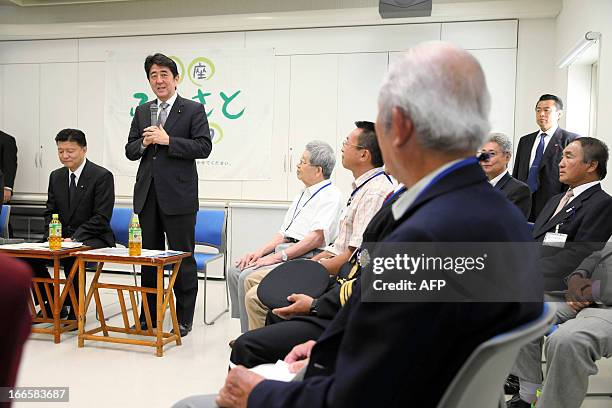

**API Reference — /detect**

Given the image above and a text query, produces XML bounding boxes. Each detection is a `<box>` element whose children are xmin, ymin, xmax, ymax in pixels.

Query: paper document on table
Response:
<box><xmin>0</xmin><ymin>241</ymin><xmax>83</xmax><ymax>251</ymax></box>
<box><xmin>228</xmin><ymin>360</ymin><xmax>296</xmax><ymax>382</ymax></box>
<box><xmin>80</xmin><ymin>248</ymin><xmax>184</xmax><ymax>258</ymax></box>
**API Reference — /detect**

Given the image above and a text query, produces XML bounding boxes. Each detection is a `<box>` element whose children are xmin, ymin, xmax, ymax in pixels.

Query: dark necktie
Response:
<box><xmin>527</xmin><ymin>133</ymin><xmax>546</xmax><ymax>192</ymax></box>
<box><xmin>69</xmin><ymin>173</ymin><xmax>77</xmax><ymax>209</ymax></box>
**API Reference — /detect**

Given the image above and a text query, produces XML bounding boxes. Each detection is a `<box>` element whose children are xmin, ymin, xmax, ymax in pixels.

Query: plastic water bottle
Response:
<box><xmin>48</xmin><ymin>214</ymin><xmax>62</xmax><ymax>250</ymax></box>
<box><xmin>128</xmin><ymin>214</ymin><xmax>142</xmax><ymax>256</ymax></box>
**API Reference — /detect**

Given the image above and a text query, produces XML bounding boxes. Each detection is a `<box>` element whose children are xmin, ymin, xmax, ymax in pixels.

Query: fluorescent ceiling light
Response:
<box><xmin>558</xmin><ymin>31</ymin><xmax>601</xmax><ymax>69</ymax></box>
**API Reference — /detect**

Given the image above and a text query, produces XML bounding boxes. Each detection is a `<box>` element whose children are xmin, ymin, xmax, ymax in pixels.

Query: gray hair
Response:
<box><xmin>378</xmin><ymin>41</ymin><xmax>491</xmax><ymax>152</ymax></box>
<box><xmin>306</xmin><ymin>140</ymin><xmax>336</xmax><ymax>179</ymax></box>
<box><xmin>487</xmin><ymin>132</ymin><xmax>513</xmax><ymax>155</ymax></box>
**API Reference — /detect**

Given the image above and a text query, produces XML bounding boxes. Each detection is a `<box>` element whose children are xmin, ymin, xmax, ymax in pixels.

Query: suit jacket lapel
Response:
<box><xmin>535</xmin><ymin>184</ymin><xmax>600</xmax><ymax>236</ymax></box>
<box><xmin>539</xmin><ymin>129</ymin><xmax>563</xmax><ymax>168</ymax></box>
<box><xmin>519</xmin><ymin>133</ymin><xmax>537</xmax><ymax>178</ymax></box>
<box><xmin>56</xmin><ymin>167</ymin><xmax>71</xmax><ymax>221</ymax></box>
<box><xmin>495</xmin><ymin>172</ymin><xmax>511</xmax><ymax>191</ymax></box>
<box><xmin>161</xmin><ymin>94</ymin><xmax>184</xmax><ymax>134</ymax></box>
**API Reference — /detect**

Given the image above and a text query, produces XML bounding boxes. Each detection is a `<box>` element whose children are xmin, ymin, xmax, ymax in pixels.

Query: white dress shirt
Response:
<box><xmin>566</xmin><ymin>180</ymin><xmax>600</xmax><ymax>205</ymax></box>
<box><xmin>69</xmin><ymin>158</ymin><xmax>87</xmax><ymax>187</ymax></box>
<box><xmin>489</xmin><ymin>170</ymin><xmax>508</xmax><ymax>187</ymax></box>
<box><xmin>156</xmin><ymin>92</ymin><xmax>178</xmax><ymax>117</ymax></box>
<box><xmin>279</xmin><ymin>179</ymin><xmax>343</xmax><ymax>248</ymax></box>
<box><xmin>529</xmin><ymin>124</ymin><xmax>558</xmax><ymax>166</ymax></box>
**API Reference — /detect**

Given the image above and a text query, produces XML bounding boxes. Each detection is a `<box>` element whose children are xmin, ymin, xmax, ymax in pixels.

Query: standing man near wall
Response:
<box><xmin>0</xmin><ymin>130</ymin><xmax>18</xmax><ymax>204</ymax></box>
<box><xmin>513</xmin><ymin>94</ymin><xmax>578</xmax><ymax>222</ymax></box>
<box><xmin>125</xmin><ymin>53</ymin><xmax>212</xmax><ymax>337</ymax></box>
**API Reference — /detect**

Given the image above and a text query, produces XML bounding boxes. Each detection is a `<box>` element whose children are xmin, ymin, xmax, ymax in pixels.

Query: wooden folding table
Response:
<box><xmin>0</xmin><ymin>245</ymin><xmax>90</xmax><ymax>343</ymax></box>
<box><xmin>75</xmin><ymin>249</ymin><xmax>190</xmax><ymax>357</ymax></box>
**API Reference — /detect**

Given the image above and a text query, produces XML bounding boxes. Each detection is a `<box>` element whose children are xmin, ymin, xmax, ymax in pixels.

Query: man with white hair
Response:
<box><xmin>480</xmin><ymin>132</ymin><xmax>532</xmax><ymax>218</ymax></box>
<box><xmin>228</xmin><ymin>140</ymin><xmax>343</xmax><ymax>333</ymax></box>
<box><xmin>173</xmin><ymin>41</ymin><xmax>542</xmax><ymax>408</ymax></box>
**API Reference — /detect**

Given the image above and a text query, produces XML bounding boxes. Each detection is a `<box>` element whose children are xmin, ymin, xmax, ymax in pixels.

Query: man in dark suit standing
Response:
<box><xmin>0</xmin><ymin>130</ymin><xmax>18</xmax><ymax>204</ymax></box>
<box><xmin>29</xmin><ymin>128</ymin><xmax>115</xmax><ymax>320</ymax></box>
<box><xmin>513</xmin><ymin>94</ymin><xmax>578</xmax><ymax>222</ymax></box>
<box><xmin>173</xmin><ymin>41</ymin><xmax>542</xmax><ymax>408</ymax></box>
<box><xmin>480</xmin><ymin>132</ymin><xmax>531</xmax><ymax>218</ymax></box>
<box><xmin>125</xmin><ymin>53</ymin><xmax>212</xmax><ymax>337</ymax></box>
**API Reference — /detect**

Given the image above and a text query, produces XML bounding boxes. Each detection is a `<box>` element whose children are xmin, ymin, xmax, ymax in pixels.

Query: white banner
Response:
<box><xmin>104</xmin><ymin>49</ymin><xmax>274</xmax><ymax>180</ymax></box>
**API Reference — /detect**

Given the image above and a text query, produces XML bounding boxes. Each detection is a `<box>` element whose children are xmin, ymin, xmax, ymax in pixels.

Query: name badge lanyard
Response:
<box><xmin>346</xmin><ymin>171</ymin><xmax>392</xmax><ymax>207</ymax></box>
<box><xmin>284</xmin><ymin>182</ymin><xmax>332</xmax><ymax>232</ymax></box>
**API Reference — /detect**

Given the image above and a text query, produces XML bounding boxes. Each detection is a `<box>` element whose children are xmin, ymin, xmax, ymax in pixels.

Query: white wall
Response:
<box><xmin>555</xmin><ymin>0</ymin><xmax>612</xmax><ymax>192</ymax></box>
<box><xmin>1</xmin><ymin>20</ymin><xmax>518</xmax><ymax>204</ymax></box>
<box><xmin>514</xmin><ymin>19</ymin><xmax>558</xmax><ymax>143</ymax></box>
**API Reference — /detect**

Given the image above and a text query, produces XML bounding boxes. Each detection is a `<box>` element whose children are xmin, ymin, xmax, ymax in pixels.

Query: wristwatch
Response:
<box><xmin>309</xmin><ymin>299</ymin><xmax>318</xmax><ymax>316</ymax></box>
<box><xmin>281</xmin><ymin>250</ymin><xmax>288</xmax><ymax>262</ymax></box>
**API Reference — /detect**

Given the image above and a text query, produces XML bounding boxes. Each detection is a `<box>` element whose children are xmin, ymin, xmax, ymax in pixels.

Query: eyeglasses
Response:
<box><xmin>298</xmin><ymin>158</ymin><xmax>320</xmax><ymax>167</ymax></box>
<box><xmin>342</xmin><ymin>138</ymin><xmax>365</xmax><ymax>149</ymax></box>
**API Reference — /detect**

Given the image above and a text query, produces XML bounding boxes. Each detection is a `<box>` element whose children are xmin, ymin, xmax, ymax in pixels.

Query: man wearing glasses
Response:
<box><xmin>228</xmin><ymin>140</ymin><xmax>343</xmax><ymax>333</ymax></box>
<box><xmin>479</xmin><ymin>132</ymin><xmax>531</xmax><ymax>218</ymax></box>
<box><xmin>240</xmin><ymin>121</ymin><xmax>395</xmax><ymax>331</ymax></box>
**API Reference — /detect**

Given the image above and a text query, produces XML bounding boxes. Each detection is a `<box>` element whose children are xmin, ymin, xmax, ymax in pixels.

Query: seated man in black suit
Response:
<box><xmin>508</xmin><ymin>137</ymin><xmax>612</xmax><ymax>408</ymax></box>
<box><xmin>29</xmin><ymin>128</ymin><xmax>115</xmax><ymax>320</ymax></box>
<box><xmin>530</xmin><ymin>137</ymin><xmax>612</xmax><ymax>293</ymax></box>
<box><xmin>480</xmin><ymin>132</ymin><xmax>531</xmax><ymax>218</ymax></box>
<box><xmin>174</xmin><ymin>41</ymin><xmax>542</xmax><ymax>408</ymax></box>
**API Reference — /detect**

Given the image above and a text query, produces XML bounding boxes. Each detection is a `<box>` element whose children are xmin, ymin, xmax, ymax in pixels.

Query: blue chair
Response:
<box><xmin>195</xmin><ymin>209</ymin><xmax>229</xmax><ymax>325</ymax></box>
<box><xmin>110</xmin><ymin>207</ymin><xmax>139</xmax><ymax>302</ymax></box>
<box><xmin>0</xmin><ymin>205</ymin><xmax>10</xmax><ymax>239</ymax></box>
<box><xmin>436</xmin><ymin>303</ymin><xmax>557</xmax><ymax>408</ymax></box>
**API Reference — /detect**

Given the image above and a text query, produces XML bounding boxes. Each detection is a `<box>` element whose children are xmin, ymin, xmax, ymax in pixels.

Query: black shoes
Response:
<box><xmin>130</xmin><ymin>321</ymin><xmax>157</xmax><ymax>331</ymax></box>
<box><xmin>505</xmin><ymin>374</ymin><xmax>520</xmax><ymax>395</ymax></box>
<box><xmin>34</xmin><ymin>305</ymin><xmax>69</xmax><ymax>320</ymax></box>
<box><xmin>129</xmin><ymin>318</ymin><xmax>192</xmax><ymax>336</ymax></box>
<box><xmin>506</xmin><ymin>394</ymin><xmax>532</xmax><ymax>408</ymax></box>
<box><xmin>171</xmin><ymin>322</ymin><xmax>192</xmax><ymax>337</ymax></box>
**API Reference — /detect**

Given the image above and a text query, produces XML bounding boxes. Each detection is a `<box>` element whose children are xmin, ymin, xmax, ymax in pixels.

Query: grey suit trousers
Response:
<box><xmin>513</xmin><ymin>298</ymin><xmax>612</xmax><ymax>408</ymax></box>
<box><xmin>228</xmin><ymin>264</ymin><xmax>259</xmax><ymax>333</ymax></box>
<box><xmin>228</xmin><ymin>247</ymin><xmax>319</xmax><ymax>333</ymax></box>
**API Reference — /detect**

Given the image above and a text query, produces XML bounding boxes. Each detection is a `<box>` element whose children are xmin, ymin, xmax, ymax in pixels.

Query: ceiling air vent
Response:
<box><xmin>379</xmin><ymin>0</ymin><xmax>432</xmax><ymax>18</ymax></box>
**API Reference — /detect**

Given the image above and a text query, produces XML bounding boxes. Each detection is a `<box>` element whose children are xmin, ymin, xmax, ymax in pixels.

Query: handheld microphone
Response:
<box><xmin>150</xmin><ymin>104</ymin><xmax>158</xmax><ymax>127</ymax></box>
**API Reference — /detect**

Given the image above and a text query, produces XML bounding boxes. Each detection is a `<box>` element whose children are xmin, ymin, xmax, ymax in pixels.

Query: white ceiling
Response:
<box><xmin>0</xmin><ymin>0</ymin><xmax>562</xmax><ymax>41</ymax></box>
